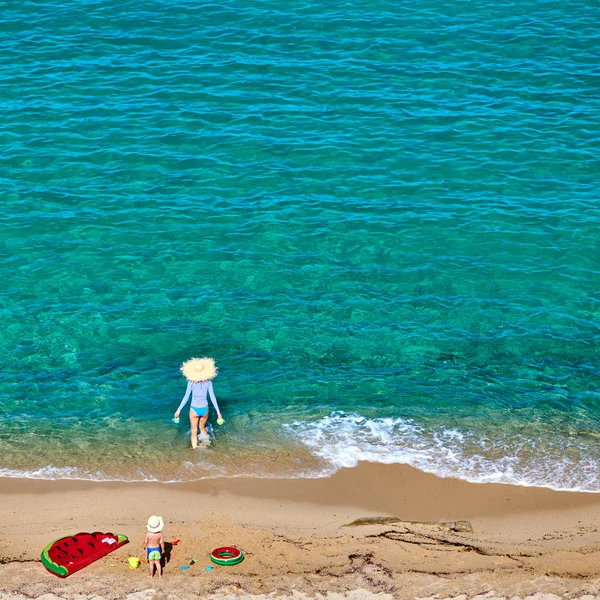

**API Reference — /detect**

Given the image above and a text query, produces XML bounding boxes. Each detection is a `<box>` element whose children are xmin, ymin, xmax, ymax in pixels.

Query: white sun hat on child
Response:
<box><xmin>181</xmin><ymin>357</ymin><xmax>217</xmax><ymax>382</ymax></box>
<box><xmin>147</xmin><ymin>515</ymin><xmax>164</xmax><ymax>533</ymax></box>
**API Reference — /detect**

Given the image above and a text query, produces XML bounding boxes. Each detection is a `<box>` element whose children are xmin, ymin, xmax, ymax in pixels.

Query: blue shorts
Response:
<box><xmin>147</xmin><ymin>547</ymin><xmax>161</xmax><ymax>561</ymax></box>
<box><xmin>191</xmin><ymin>406</ymin><xmax>208</xmax><ymax>417</ymax></box>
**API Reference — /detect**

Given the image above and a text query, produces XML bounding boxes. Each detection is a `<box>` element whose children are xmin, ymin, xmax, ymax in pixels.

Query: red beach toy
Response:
<box><xmin>210</xmin><ymin>546</ymin><xmax>244</xmax><ymax>566</ymax></box>
<box><xmin>41</xmin><ymin>532</ymin><xmax>129</xmax><ymax>578</ymax></box>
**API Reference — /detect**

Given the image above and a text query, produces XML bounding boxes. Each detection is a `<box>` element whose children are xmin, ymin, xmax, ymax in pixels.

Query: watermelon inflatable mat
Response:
<box><xmin>41</xmin><ymin>531</ymin><xmax>129</xmax><ymax>578</ymax></box>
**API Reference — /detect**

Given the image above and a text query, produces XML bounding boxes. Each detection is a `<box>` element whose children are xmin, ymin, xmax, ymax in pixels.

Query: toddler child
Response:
<box><xmin>143</xmin><ymin>515</ymin><xmax>165</xmax><ymax>578</ymax></box>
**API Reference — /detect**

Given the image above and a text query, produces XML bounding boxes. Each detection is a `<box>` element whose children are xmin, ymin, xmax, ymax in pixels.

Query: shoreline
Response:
<box><xmin>2</xmin><ymin>461</ymin><xmax>599</xmax><ymax>519</ymax></box>
<box><xmin>1</xmin><ymin>462</ymin><xmax>600</xmax><ymax>599</ymax></box>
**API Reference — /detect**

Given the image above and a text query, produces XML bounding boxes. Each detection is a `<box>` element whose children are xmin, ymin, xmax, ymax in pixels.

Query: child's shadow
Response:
<box><xmin>160</xmin><ymin>542</ymin><xmax>173</xmax><ymax>571</ymax></box>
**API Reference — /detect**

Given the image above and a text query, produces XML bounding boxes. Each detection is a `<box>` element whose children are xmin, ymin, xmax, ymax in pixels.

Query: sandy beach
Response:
<box><xmin>1</xmin><ymin>463</ymin><xmax>599</xmax><ymax>600</ymax></box>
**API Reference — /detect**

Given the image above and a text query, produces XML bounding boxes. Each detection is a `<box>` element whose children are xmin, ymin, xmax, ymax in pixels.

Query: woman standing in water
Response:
<box><xmin>174</xmin><ymin>357</ymin><xmax>223</xmax><ymax>449</ymax></box>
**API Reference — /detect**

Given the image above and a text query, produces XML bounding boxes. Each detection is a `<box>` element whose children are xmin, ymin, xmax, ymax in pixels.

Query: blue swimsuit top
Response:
<box><xmin>177</xmin><ymin>380</ymin><xmax>220</xmax><ymax>414</ymax></box>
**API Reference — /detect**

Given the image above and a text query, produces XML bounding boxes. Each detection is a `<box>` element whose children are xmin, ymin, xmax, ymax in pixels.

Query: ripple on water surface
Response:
<box><xmin>0</xmin><ymin>0</ymin><xmax>599</xmax><ymax>489</ymax></box>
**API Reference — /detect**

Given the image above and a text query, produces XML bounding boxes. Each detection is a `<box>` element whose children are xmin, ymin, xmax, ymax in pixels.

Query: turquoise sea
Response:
<box><xmin>1</xmin><ymin>0</ymin><xmax>599</xmax><ymax>489</ymax></box>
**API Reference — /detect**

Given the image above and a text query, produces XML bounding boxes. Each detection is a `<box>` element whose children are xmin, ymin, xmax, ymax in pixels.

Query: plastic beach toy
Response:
<box><xmin>128</xmin><ymin>557</ymin><xmax>140</xmax><ymax>569</ymax></box>
<box><xmin>217</xmin><ymin>418</ymin><xmax>225</xmax><ymax>425</ymax></box>
<box><xmin>41</xmin><ymin>531</ymin><xmax>129</xmax><ymax>578</ymax></box>
<box><xmin>181</xmin><ymin>558</ymin><xmax>196</xmax><ymax>570</ymax></box>
<box><xmin>172</xmin><ymin>417</ymin><xmax>180</xmax><ymax>424</ymax></box>
<box><xmin>210</xmin><ymin>547</ymin><xmax>244</xmax><ymax>566</ymax></box>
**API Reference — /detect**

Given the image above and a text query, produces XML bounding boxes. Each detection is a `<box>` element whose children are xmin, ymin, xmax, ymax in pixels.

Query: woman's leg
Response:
<box><xmin>199</xmin><ymin>410</ymin><xmax>209</xmax><ymax>437</ymax></box>
<box><xmin>189</xmin><ymin>410</ymin><xmax>200</xmax><ymax>449</ymax></box>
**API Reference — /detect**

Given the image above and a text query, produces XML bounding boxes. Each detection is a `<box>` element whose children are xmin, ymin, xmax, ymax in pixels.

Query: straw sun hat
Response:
<box><xmin>147</xmin><ymin>515</ymin><xmax>164</xmax><ymax>533</ymax></box>
<box><xmin>181</xmin><ymin>356</ymin><xmax>217</xmax><ymax>382</ymax></box>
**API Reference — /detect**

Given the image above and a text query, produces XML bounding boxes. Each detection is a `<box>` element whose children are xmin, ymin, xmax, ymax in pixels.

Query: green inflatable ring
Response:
<box><xmin>210</xmin><ymin>546</ymin><xmax>244</xmax><ymax>566</ymax></box>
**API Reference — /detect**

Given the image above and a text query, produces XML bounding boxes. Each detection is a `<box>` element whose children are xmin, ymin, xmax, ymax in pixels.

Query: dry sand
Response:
<box><xmin>1</xmin><ymin>463</ymin><xmax>600</xmax><ymax>599</ymax></box>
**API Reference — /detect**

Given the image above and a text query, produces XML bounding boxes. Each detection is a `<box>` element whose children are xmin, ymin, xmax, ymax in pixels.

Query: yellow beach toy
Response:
<box><xmin>128</xmin><ymin>556</ymin><xmax>140</xmax><ymax>569</ymax></box>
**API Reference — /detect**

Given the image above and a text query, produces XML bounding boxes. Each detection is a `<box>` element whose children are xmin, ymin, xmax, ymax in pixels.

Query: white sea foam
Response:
<box><xmin>0</xmin><ymin>465</ymin><xmax>115</xmax><ymax>482</ymax></box>
<box><xmin>0</xmin><ymin>458</ymin><xmax>330</xmax><ymax>484</ymax></box>
<box><xmin>282</xmin><ymin>412</ymin><xmax>600</xmax><ymax>493</ymax></box>
<box><xmin>2</xmin><ymin>413</ymin><xmax>598</xmax><ymax>491</ymax></box>
<box><xmin>0</xmin><ymin>464</ymin><xmax>178</xmax><ymax>483</ymax></box>
<box><xmin>0</xmin><ymin>464</ymin><xmax>330</xmax><ymax>484</ymax></box>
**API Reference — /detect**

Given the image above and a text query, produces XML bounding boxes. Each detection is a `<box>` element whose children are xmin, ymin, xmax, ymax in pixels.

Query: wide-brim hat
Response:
<box><xmin>147</xmin><ymin>515</ymin><xmax>164</xmax><ymax>533</ymax></box>
<box><xmin>181</xmin><ymin>357</ymin><xmax>217</xmax><ymax>382</ymax></box>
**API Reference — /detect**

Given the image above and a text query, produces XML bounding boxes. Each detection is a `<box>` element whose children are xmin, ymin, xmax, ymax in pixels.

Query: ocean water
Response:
<box><xmin>1</xmin><ymin>0</ymin><xmax>599</xmax><ymax>489</ymax></box>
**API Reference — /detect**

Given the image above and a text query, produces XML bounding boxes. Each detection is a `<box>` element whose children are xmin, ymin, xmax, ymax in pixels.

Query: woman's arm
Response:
<box><xmin>207</xmin><ymin>380</ymin><xmax>222</xmax><ymax>418</ymax></box>
<box><xmin>175</xmin><ymin>381</ymin><xmax>192</xmax><ymax>417</ymax></box>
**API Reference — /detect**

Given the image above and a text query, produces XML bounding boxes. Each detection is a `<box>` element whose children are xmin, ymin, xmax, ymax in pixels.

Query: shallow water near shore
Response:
<box><xmin>1</xmin><ymin>0</ymin><xmax>599</xmax><ymax>489</ymax></box>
